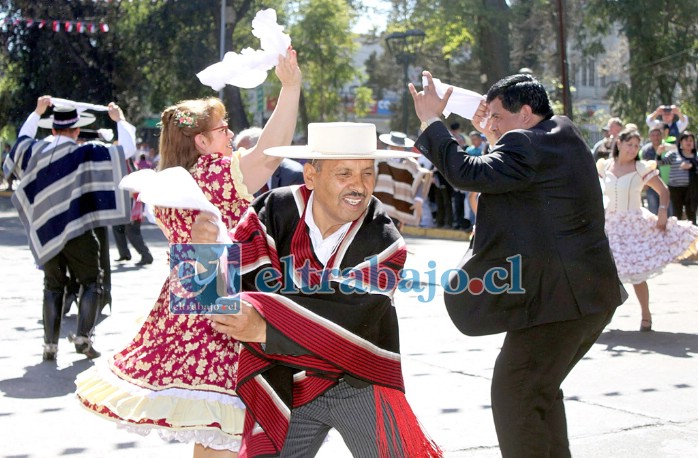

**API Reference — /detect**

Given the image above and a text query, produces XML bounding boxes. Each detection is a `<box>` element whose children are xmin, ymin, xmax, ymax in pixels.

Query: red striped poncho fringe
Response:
<box><xmin>231</xmin><ymin>185</ymin><xmax>442</xmax><ymax>457</ymax></box>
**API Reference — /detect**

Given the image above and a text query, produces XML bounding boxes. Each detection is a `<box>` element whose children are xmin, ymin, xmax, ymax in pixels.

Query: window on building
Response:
<box><xmin>579</xmin><ymin>58</ymin><xmax>596</xmax><ymax>87</ymax></box>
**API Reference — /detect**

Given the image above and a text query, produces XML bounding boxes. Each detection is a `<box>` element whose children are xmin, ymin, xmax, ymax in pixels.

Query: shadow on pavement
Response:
<box><xmin>597</xmin><ymin>329</ymin><xmax>698</xmax><ymax>358</ymax></box>
<box><xmin>0</xmin><ymin>358</ymin><xmax>94</xmax><ymax>399</ymax></box>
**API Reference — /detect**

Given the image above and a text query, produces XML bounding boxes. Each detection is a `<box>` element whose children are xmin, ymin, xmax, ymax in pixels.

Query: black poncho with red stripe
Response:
<box><xmin>232</xmin><ymin>185</ymin><xmax>441</xmax><ymax>457</ymax></box>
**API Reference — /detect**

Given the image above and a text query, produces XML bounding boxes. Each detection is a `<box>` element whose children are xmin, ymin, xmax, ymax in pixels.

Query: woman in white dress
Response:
<box><xmin>597</xmin><ymin>128</ymin><xmax>698</xmax><ymax>331</ymax></box>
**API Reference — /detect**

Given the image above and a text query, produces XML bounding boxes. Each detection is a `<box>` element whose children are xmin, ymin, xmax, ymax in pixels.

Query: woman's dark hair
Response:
<box><xmin>486</xmin><ymin>74</ymin><xmax>554</xmax><ymax>119</ymax></box>
<box><xmin>611</xmin><ymin>128</ymin><xmax>642</xmax><ymax>160</ymax></box>
<box><xmin>678</xmin><ymin>131</ymin><xmax>696</xmax><ymax>157</ymax></box>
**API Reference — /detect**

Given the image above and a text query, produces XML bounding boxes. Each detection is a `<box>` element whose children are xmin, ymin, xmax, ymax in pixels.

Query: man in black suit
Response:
<box><xmin>409</xmin><ymin>72</ymin><xmax>627</xmax><ymax>457</ymax></box>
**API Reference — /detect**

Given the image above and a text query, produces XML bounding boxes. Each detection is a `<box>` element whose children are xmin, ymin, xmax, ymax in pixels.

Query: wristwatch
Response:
<box><xmin>420</xmin><ymin>117</ymin><xmax>442</xmax><ymax>132</ymax></box>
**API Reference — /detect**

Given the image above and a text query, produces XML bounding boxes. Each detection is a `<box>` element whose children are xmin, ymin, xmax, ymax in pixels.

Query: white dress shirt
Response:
<box><xmin>303</xmin><ymin>192</ymin><xmax>351</xmax><ymax>266</ymax></box>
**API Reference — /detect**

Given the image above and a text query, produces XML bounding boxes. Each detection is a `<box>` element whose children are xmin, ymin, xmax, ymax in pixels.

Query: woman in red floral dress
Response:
<box><xmin>76</xmin><ymin>50</ymin><xmax>301</xmax><ymax>458</ymax></box>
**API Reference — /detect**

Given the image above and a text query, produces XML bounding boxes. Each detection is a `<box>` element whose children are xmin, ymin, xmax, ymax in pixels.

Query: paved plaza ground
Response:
<box><xmin>1</xmin><ymin>193</ymin><xmax>697</xmax><ymax>457</ymax></box>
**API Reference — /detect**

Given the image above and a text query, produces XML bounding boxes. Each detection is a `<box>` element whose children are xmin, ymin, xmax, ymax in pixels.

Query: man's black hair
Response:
<box><xmin>486</xmin><ymin>74</ymin><xmax>554</xmax><ymax>119</ymax></box>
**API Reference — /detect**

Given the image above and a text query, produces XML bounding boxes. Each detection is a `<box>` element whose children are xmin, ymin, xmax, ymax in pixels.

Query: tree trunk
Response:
<box><xmin>477</xmin><ymin>0</ymin><xmax>512</xmax><ymax>93</ymax></box>
<box><xmin>299</xmin><ymin>89</ymin><xmax>310</xmax><ymax>141</ymax></box>
<box><xmin>227</xmin><ymin>86</ymin><xmax>249</xmax><ymax>132</ymax></box>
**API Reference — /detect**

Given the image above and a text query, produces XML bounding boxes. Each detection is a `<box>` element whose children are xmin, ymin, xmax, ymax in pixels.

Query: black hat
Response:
<box><xmin>38</xmin><ymin>106</ymin><xmax>96</xmax><ymax>129</ymax></box>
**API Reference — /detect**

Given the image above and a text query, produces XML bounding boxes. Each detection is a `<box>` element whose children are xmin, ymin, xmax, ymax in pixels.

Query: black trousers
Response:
<box><xmin>433</xmin><ymin>186</ymin><xmax>453</xmax><ymax>227</ymax></box>
<box><xmin>452</xmin><ymin>190</ymin><xmax>466</xmax><ymax>228</ymax></box>
<box><xmin>491</xmin><ymin>309</ymin><xmax>615</xmax><ymax>458</ymax></box>
<box><xmin>43</xmin><ymin>229</ymin><xmax>103</xmax><ymax>292</ymax></box>
<box><xmin>668</xmin><ymin>185</ymin><xmax>697</xmax><ymax>224</ymax></box>
<box><xmin>112</xmin><ymin>221</ymin><xmax>151</xmax><ymax>259</ymax></box>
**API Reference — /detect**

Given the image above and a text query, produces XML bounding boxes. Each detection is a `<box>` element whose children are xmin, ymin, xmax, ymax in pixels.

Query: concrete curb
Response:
<box><xmin>401</xmin><ymin>225</ymin><xmax>472</xmax><ymax>241</ymax></box>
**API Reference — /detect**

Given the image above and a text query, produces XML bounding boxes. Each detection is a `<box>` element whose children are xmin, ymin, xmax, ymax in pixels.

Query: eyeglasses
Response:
<box><xmin>204</xmin><ymin>123</ymin><xmax>229</xmax><ymax>134</ymax></box>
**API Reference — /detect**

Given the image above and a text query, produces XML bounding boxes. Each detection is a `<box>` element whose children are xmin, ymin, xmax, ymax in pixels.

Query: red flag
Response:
<box><xmin>52</xmin><ymin>21</ymin><xmax>60</xmax><ymax>32</ymax></box>
<box><xmin>38</xmin><ymin>20</ymin><xmax>46</xmax><ymax>29</ymax></box>
<box><xmin>87</xmin><ymin>22</ymin><xmax>95</xmax><ymax>33</ymax></box>
<box><xmin>99</xmin><ymin>22</ymin><xmax>109</xmax><ymax>33</ymax></box>
<box><xmin>64</xmin><ymin>21</ymin><xmax>73</xmax><ymax>32</ymax></box>
<box><xmin>77</xmin><ymin>21</ymin><xmax>84</xmax><ymax>33</ymax></box>
<box><xmin>26</xmin><ymin>18</ymin><xmax>34</xmax><ymax>28</ymax></box>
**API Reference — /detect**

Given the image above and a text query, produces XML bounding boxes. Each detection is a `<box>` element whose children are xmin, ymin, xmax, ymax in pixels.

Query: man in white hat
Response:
<box><xmin>192</xmin><ymin>122</ymin><xmax>442</xmax><ymax>457</ymax></box>
<box><xmin>374</xmin><ymin>131</ymin><xmax>432</xmax><ymax>230</ymax></box>
<box><xmin>3</xmin><ymin>96</ymin><xmax>137</xmax><ymax>360</ymax></box>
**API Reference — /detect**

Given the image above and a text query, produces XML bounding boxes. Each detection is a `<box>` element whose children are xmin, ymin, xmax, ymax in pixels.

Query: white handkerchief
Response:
<box><xmin>197</xmin><ymin>9</ymin><xmax>291</xmax><ymax>90</ymax></box>
<box><xmin>119</xmin><ymin>167</ymin><xmax>232</xmax><ymax>244</ymax></box>
<box><xmin>423</xmin><ymin>77</ymin><xmax>484</xmax><ymax>120</ymax></box>
<box><xmin>50</xmin><ymin>97</ymin><xmax>109</xmax><ymax>113</ymax></box>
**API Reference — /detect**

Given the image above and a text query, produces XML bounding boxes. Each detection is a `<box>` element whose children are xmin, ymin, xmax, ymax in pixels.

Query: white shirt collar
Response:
<box><xmin>303</xmin><ymin>192</ymin><xmax>351</xmax><ymax>266</ymax></box>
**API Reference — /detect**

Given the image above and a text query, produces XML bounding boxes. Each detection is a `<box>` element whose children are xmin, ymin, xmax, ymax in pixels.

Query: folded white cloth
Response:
<box><xmin>50</xmin><ymin>97</ymin><xmax>109</xmax><ymax>113</ymax></box>
<box><xmin>119</xmin><ymin>167</ymin><xmax>232</xmax><ymax>244</ymax></box>
<box><xmin>422</xmin><ymin>76</ymin><xmax>484</xmax><ymax>120</ymax></box>
<box><xmin>197</xmin><ymin>9</ymin><xmax>290</xmax><ymax>90</ymax></box>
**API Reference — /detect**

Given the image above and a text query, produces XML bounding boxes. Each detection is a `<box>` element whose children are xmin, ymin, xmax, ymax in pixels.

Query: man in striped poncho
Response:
<box><xmin>373</xmin><ymin>131</ymin><xmax>432</xmax><ymax>230</ymax></box>
<box><xmin>194</xmin><ymin>122</ymin><xmax>442</xmax><ymax>457</ymax></box>
<box><xmin>3</xmin><ymin>96</ymin><xmax>136</xmax><ymax>360</ymax></box>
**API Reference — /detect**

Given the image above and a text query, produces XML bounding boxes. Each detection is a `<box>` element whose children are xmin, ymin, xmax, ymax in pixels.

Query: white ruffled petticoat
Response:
<box><xmin>605</xmin><ymin>208</ymin><xmax>698</xmax><ymax>283</ymax></box>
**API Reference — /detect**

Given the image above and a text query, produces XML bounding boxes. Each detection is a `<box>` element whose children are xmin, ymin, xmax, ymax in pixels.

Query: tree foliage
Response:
<box><xmin>579</xmin><ymin>0</ymin><xmax>698</xmax><ymax>122</ymax></box>
<box><xmin>3</xmin><ymin>0</ymin><xmax>698</xmax><ymax>145</ymax></box>
<box><xmin>1</xmin><ymin>1</ymin><xmax>124</xmax><ymax>129</ymax></box>
<box><xmin>288</xmin><ymin>0</ymin><xmax>359</xmax><ymax>131</ymax></box>
<box><xmin>0</xmin><ymin>0</ymin><xmax>368</xmax><ymax>140</ymax></box>
<box><xmin>0</xmin><ymin>0</ymin><xmax>240</xmax><ymax>132</ymax></box>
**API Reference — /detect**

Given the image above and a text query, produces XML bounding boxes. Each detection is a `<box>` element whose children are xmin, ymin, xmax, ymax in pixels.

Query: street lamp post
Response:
<box><xmin>556</xmin><ymin>0</ymin><xmax>573</xmax><ymax>119</ymax></box>
<box><xmin>385</xmin><ymin>29</ymin><xmax>426</xmax><ymax>135</ymax></box>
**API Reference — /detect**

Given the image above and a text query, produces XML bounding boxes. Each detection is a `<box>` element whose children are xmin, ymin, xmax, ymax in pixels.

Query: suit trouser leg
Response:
<box><xmin>435</xmin><ymin>186</ymin><xmax>453</xmax><ymax>227</ymax></box>
<box><xmin>452</xmin><ymin>191</ymin><xmax>465</xmax><ymax>228</ymax></box>
<box><xmin>280</xmin><ymin>381</ymin><xmax>403</xmax><ymax>458</ymax></box>
<box><xmin>125</xmin><ymin>221</ymin><xmax>153</xmax><ymax>265</ymax></box>
<box><xmin>329</xmin><ymin>382</ymin><xmax>405</xmax><ymax>457</ymax></box>
<box><xmin>491</xmin><ymin>309</ymin><xmax>615</xmax><ymax>458</ymax></box>
<box><xmin>112</xmin><ymin>224</ymin><xmax>131</xmax><ymax>258</ymax></box>
<box><xmin>125</xmin><ymin>221</ymin><xmax>152</xmax><ymax>257</ymax></box>
<box><xmin>280</xmin><ymin>396</ymin><xmax>332</xmax><ymax>458</ymax></box>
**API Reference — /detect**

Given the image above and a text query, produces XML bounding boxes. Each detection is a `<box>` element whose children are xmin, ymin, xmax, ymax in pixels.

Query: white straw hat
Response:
<box><xmin>265</xmin><ymin>122</ymin><xmax>419</xmax><ymax>159</ymax></box>
<box><xmin>378</xmin><ymin>131</ymin><xmax>415</xmax><ymax>149</ymax></box>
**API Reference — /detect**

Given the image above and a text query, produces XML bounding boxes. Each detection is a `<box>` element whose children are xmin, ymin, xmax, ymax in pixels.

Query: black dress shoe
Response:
<box><xmin>136</xmin><ymin>254</ymin><xmax>154</xmax><ymax>266</ymax></box>
<box><xmin>115</xmin><ymin>255</ymin><xmax>132</xmax><ymax>262</ymax></box>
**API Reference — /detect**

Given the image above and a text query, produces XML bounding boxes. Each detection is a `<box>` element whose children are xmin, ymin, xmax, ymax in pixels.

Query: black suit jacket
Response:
<box><xmin>415</xmin><ymin>116</ymin><xmax>627</xmax><ymax>336</ymax></box>
<box><xmin>271</xmin><ymin>158</ymin><xmax>305</xmax><ymax>188</ymax></box>
<box><xmin>254</xmin><ymin>158</ymin><xmax>305</xmax><ymax>198</ymax></box>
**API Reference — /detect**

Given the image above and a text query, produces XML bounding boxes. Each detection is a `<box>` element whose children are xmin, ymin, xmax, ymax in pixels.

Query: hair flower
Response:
<box><xmin>174</xmin><ymin>110</ymin><xmax>198</xmax><ymax>129</ymax></box>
